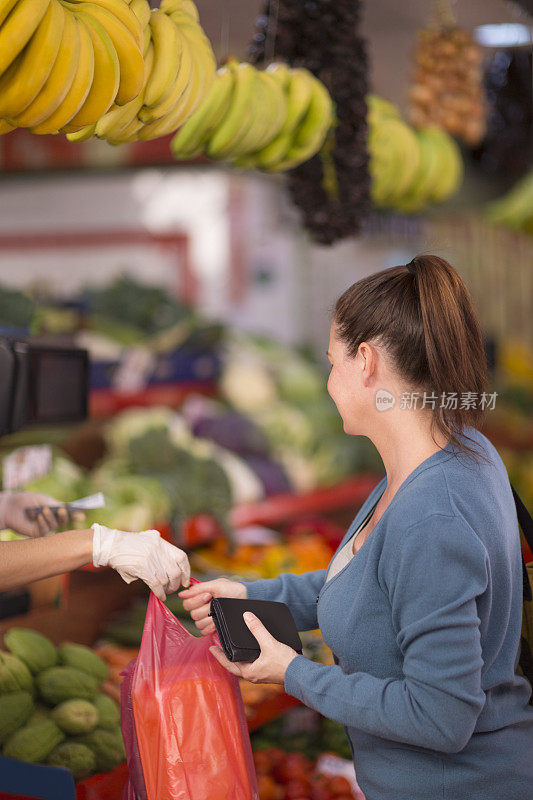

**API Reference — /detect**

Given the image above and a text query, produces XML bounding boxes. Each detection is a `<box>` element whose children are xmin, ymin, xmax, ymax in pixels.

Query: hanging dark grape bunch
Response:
<box><xmin>248</xmin><ymin>0</ymin><xmax>371</xmax><ymax>246</ymax></box>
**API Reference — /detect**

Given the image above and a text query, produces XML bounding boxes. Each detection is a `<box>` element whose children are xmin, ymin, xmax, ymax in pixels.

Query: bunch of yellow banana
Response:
<box><xmin>0</xmin><ymin>0</ymin><xmax>146</xmax><ymax>135</ymax></box>
<box><xmin>171</xmin><ymin>60</ymin><xmax>335</xmax><ymax>173</ymax></box>
<box><xmin>368</xmin><ymin>94</ymin><xmax>463</xmax><ymax>212</ymax></box>
<box><xmin>0</xmin><ymin>0</ymin><xmax>214</xmax><ymax>141</ymax></box>
<box><xmin>69</xmin><ymin>0</ymin><xmax>215</xmax><ymax>143</ymax></box>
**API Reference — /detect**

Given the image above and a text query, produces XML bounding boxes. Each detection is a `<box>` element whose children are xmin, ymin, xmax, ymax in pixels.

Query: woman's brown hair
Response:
<box><xmin>333</xmin><ymin>254</ymin><xmax>490</xmax><ymax>464</ymax></box>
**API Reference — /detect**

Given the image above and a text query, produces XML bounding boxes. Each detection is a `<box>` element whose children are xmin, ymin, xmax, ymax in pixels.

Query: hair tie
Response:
<box><xmin>406</xmin><ymin>260</ymin><xmax>416</xmax><ymax>275</ymax></box>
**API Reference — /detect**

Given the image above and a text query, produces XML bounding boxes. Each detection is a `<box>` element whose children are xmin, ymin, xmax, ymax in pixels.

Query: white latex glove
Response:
<box><xmin>0</xmin><ymin>491</ymin><xmax>83</xmax><ymax>538</ymax></box>
<box><xmin>92</xmin><ymin>524</ymin><xmax>191</xmax><ymax>600</ymax></box>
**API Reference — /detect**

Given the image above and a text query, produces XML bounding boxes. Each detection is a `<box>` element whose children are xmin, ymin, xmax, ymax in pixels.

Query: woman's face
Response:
<box><xmin>327</xmin><ymin>323</ymin><xmax>368</xmax><ymax>435</ymax></box>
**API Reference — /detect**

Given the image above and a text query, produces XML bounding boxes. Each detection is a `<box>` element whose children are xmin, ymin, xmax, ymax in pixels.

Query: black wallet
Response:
<box><xmin>209</xmin><ymin>597</ymin><xmax>303</xmax><ymax>662</ymax></box>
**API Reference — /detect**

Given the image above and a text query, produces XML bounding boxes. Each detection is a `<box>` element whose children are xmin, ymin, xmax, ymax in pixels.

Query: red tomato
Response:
<box><xmin>266</xmin><ymin>747</ymin><xmax>287</xmax><ymax>769</ymax></box>
<box><xmin>310</xmin><ymin>784</ymin><xmax>333</xmax><ymax>800</ymax></box>
<box><xmin>325</xmin><ymin>775</ymin><xmax>354</xmax><ymax>797</ymax></box>
<box><xmin>257</xmin><ymin>774</ymin><xmax>284</xmax><ymax>800</ymax></box>
<box><xmin>274</xmin><ymin>753</ymin><xmax>313</xmax><ymax>784</ymax></box>
<box><xmin>181</xmin><ymin>514</ymin><xmax>223</xmax><ymax>547</ymax></box>
<box><xmin>254</xmin><ymin>750</ymin><xmax>272</xmax><ymax>775</ymax></box>
<box><xmin>284</xmin><ymin>779</ymin><xmax>313</xmax><ymax>799</ymax></box>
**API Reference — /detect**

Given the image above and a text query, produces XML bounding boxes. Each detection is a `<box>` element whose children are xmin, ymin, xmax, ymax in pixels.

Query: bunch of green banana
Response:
<box><xmin>68</xmin><ymin>0</ymin><xmax>215</xmax><ymax>143</ymax></box>
<box><xmin>0</xmin><ymin>0</ymin><xmax>145</xmax><ymax>134</ymax></box>
<box><xmin>368</xmin><ymin>93</ymin><xmax>463</xmax><ymax>212</ymax></box>
<box><xmin>485</xmin><ymin>169</ymin><xmax>533</xmax><ymax>235</ymax></box>
<box><xmin>170</xmin><ymin>60</ymin><xmax>335</xmax><ymax>173</ymax></box>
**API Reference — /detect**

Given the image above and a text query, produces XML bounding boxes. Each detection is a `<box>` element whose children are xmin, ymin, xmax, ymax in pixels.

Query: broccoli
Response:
<box><xmin>127</xmin><ymin>429</ymin><xmax>233</xmax><ymax>536</ymax></box>
<box><xmin>0</xmin><ymin>285</ymin><xmax>34</xmax><ymax>328</ymax></box>
<box><xmin>85</xmin><ymin>276</ymin><xmax>189</xmax><ymax>335</ymax></box>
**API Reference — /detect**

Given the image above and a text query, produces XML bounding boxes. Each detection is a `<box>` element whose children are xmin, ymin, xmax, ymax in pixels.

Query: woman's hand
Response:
<box><xmin>92</xmin><ymin>524</ymin><xmax>190</xmax><ymax>600</ymax></box>
<box><xmin>178</xmin><ymin>577</ymin><xmax>247</xmax><ymax>636</ymax></box>
<box><xmin>0</xmin><ymin>491</ymin><xmax>85</xmax><ymax>538</ymax></box>
<box><xmin>209</xmin><ymin>612</ymin><xmax>298</xmax><ymax>685</ymax></box>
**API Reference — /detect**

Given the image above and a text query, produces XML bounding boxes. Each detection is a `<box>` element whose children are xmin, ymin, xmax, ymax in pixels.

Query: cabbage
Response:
<box><xmin>277</xmin><ymin>359</ymin><xmax>324</xmax><ymax>405</ymax></box>
<box><xmin>220</xmin><ymin>361</ymin><xmax>277</xmax><ymax>412</ymax></box>
<box><xmin>82</xmin><ymin>471</ymin><xmax>171</xmax><ymax>531</ymax></box>
<box><xmin>251</xmin><ymin>402</ymin><xmax>316</xmax><ymax>455</ymax></box>
<box><xmin>206</xmin><ymin>444</ymin><xmax>264</xmax><ymax>505</ymax></box>
<box><xmin>24</xmin><ymin>455</ymin><xmax>87</xmax><ymax>503</ymax></box>
<box><xmin>106</xmin><ymin>407</ymin><xmax>174</xmax><ymax>455</ymax></box>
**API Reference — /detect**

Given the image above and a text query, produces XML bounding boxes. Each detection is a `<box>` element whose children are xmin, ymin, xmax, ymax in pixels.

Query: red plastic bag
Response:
<box><xmin>120</xmin><ymin>657</ymin><xmax>147</xmax><ymax>800</ymax></box>
<box><xmin>128</xmin><ymin>592</ymin><xmax>259</xmax><ymax>800</ymax></box>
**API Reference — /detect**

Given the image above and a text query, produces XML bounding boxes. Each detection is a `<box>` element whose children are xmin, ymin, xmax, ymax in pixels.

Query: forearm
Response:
<box><xmin>0</xmin><ymin>530</ymin><xmax>94</xmax><ymax>591</ymax></box>
<box><xmin>241</xmin><ymin>569</ymin><xmax>326</xmax><ymax>631</ymax></box>
<box><xmin>284</xmin><ymin>656</ymin><xmax>484</xmax><ymax>754</ymax></box>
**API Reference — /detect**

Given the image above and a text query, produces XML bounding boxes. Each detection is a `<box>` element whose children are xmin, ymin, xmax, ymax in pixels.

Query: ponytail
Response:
<box><xmin>334</xmin><ymin>254</ymin><xmax>490</xmax><ymax>463</ymax></box>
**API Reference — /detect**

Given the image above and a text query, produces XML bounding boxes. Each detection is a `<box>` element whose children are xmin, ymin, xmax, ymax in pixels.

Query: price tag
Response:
<box><xmin>3</xmin><ymin>446</ymin><xmax>52</xmax><ymax>490</ymax></box>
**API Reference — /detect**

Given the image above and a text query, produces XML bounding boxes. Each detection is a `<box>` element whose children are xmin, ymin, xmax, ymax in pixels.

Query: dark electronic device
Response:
<box><xmin>209</xmin><ymin>597</ymin><xmax>303</xmax><ymax>663</ymax></box>
<box><xmin>0</xmin><ymin>338</ymin><xmax>89</xmax><ymax>436</ymax></box>
<box><xmin>0</xmin><ymin>337</ymin><xmax>89</xmax><ymax>622</ymax></box>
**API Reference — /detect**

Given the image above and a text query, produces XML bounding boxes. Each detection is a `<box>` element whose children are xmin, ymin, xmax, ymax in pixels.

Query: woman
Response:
<box><xmin>180</xmin><ymin>255</ymin><xmax>533</xmax><ymax>800</ymax></box>
<box><xmin>0</xmin><ymin>490</ymin><xmax>191</xmax><ymax>598</ymax></box>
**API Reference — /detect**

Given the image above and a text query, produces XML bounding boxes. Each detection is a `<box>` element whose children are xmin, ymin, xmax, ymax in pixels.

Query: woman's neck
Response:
<box><xmin>369</xmin><ymin>415</ymin><xmax>451</xmax><ymax>497</ymax></box>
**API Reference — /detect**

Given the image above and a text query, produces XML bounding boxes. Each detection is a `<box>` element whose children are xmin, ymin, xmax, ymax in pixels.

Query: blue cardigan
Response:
<box><xmin>242</xmin><ymin>426</ymin><xmax>533</xmax><ymax>800</ymax></box>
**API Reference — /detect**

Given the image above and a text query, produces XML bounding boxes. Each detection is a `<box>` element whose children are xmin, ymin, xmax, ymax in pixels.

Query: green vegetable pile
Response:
<box><xmin>0</xmin><ymin>628</ymin><xmax>124</xmax><ymax>779</ymax></box>
<box><xmin>0</xmin><ymin>285</ymin><xmax>34</xmax><ymax>329</ymax></box>
<box><xmin>251</xmin><ymin>711</ymin><xmax>353</xmax><ymax>761</ymax></box>
<box><xmin>85</xmin><ymin>275</ymin><xmax>190</xmax><ymax>337</ymax></box>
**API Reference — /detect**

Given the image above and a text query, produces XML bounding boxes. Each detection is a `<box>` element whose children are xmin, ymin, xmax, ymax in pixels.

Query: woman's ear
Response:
<box><xmin>358</xmin><ymin>342</ymin><xmax>375</xmax><ymax>386</ymax></box>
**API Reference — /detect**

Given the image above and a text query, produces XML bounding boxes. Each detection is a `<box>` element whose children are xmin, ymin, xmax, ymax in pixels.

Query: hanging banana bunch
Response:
<box><xmin>0</xmin><ymin>0</ymin><xmax>216</xmax><ymax>141</ymax></box>
<box><xmin>368</xmin><ymin>94</ymin><xmax>464</xmax><ymax>213</ymax></box>
<box><xmin>171</xmin><ymin>59</ymin><xmax>335</xmax><ymax>173</ymax></box>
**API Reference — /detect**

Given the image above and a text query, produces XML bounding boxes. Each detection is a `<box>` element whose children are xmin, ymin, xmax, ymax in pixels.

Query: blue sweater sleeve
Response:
<box><xmin>284</xmin><ymin>514</ymin><xmax>489</xmax><ymax>753</ymax></box>
<box><xmin>241</xmin><ymin>570</ymin><xmax>326</xmax><ymax>631</ymax></box>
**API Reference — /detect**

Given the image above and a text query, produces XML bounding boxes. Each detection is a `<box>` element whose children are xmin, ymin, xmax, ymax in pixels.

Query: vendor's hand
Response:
<box><xmin>92</xmin><ymin>524</ymin><xmax>190</xmax><ymax>601</ymax></box>
<box><xmin>0</xmin><ymin>491</ymin><xmax>85</xmax><ymax>538</ymax></box>
<box><xmin>178</xmin><ymin>577</ymin><xmax>247</xmax><ymax>636</ymax></box>
<box><xmin>209</xmin><ymin>612</ymin><xmax>298</xmax><ymax>685</ymax></box>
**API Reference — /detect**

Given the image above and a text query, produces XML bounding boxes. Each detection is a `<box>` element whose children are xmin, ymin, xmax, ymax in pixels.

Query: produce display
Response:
<box><xmin>368</xmin><ymin>94</ymin><xmax>463</xmax><ymax>212</ymax></box>
<box><xmin>252</xmin><ymin>713</ymin><xmax>354</xmax><ymax>766</ymax></box>
<box><xmin>408</xmin><ymin>18</ymin><xmax>486</xmax><ymax>146</ymax></box>
<box><xmin>191</xmin><ymin>529</ymin><xmax>334</xmax><ymax>581</ymax></box>
<box><xmin>0</xmin><ymin>0</ymin><xmax>215</xmax><ymax>142</ymax></box>
<box><xmin>248</xmin><ymin>0</ymin><xmax>371</xmax><ymax>245</ymax></box>
<box><xmin>0</xmin><ymin>275</ymin><xmax>224</xmax><ymax>398</ymax></box>
<box><xmin>2</xmin><ymin>273</ymin><xmax>218</xmax><ymax>345</ymax></box>
<box><xmin>485</xmin><ymin>169</ymin><xmax>533</xmax><ymax>235</ymax></box>
<box><xmin>251</xmin><ymin>744</ymin><xmax>362</xmax><ymax>800</ymax></box>
<box><xmin>0</xmin><ymin>628</ymin><xmax>123</xmax><ymax>778</ymax></box>
<box><xmin>0</xmin><ymin>302</ymin><xmax>383</xmax><ymax>541</ymax></box>
<box><xmin>171</xmin><ymin>59</ymin><xmax>334</xmax><ymax>173</ymax></box>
